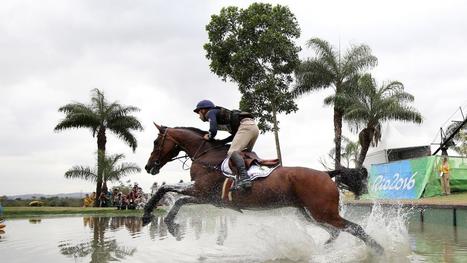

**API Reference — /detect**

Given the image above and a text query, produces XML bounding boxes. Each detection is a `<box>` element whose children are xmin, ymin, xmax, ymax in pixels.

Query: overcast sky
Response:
<box><xmin>1</xmin><ymin>0</ymin><xmax>466</xmax><ymax>196</ymax></box>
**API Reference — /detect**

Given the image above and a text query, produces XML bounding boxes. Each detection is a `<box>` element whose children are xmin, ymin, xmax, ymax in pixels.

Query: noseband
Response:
<box><xmin>152</xmin><ymin>128</ymin><xmax>182</xmax><ymax>167</ymax></box>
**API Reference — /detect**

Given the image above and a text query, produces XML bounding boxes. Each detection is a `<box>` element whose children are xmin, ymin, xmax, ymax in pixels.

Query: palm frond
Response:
<box><xmin>344</xmin><ymin>74</ymin><xmax>422</xmax><ymax>152</ymax></box>
<box><xmin>293</xmin><ymin>59</ymin><xmax>335</xmax><ymax>97</ymax></box>
<box><xmin>90</xmin><ymin>88</ymin><xmax>108</xmax><ymax>117</ymax></box>
<box><xmin>382</xmin><ymin>105</ymin><xmax>423</xmax><ymax>123</ymax></box>
<box><xmin>107</xmin><ymin>116</ymin><xmax>143</xmax><ymax>131</ymax></box>
<box><xmin>306</xmin><ymin>38</ymin><xmax>336</xmax><ymax>60</ymax></box>
<box><xmin>54</xmin><ymin>115</ymin><xmax>100</xmax><ymax>132</ymax></box>
<box><xmin>342</xmin><ymin>44</ymin><xmax>378</xmax><ymax>77</ymax></box>
<box><xmin>58</xmin><ymin>103</ymin><xmax>91</xmax><ymax>114</ymax></box>
<box><xmin>307</xmin><ymin>38</ymin><xmax>339</xmax><ymax>77</ymax></box>
<box><xmin>64</xmin><ymin>166</ymin><xmax>97</xmax><ymax>181</ymax></box>
<box><xmin>110</xmin><ymin>128</ymin><xmax>138</xmax><ymax>152</ymax></box>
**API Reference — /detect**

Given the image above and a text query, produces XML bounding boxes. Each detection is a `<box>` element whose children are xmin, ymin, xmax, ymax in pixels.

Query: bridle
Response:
<box><xmin>151</xmin><ymin>127</ymin><xmax>227</xmax><ymax>171</ymax></box>
<box><xmin>152</xmin><ymin>127</ymin><xmax>183</xmax><ymax>167</ymax></box>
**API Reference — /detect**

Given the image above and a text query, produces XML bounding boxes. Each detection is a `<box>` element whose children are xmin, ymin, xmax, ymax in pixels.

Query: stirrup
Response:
<box><xmin>230</xmin><ymin>179</ymin><xmax>252</xmax><ymax>192</ymax></box>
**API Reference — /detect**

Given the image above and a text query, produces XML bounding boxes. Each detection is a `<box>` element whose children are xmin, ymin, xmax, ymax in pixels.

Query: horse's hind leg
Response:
<box><xmin>142</xmin><ymin>182</ymin><xmax>194</xmax><ymax>225</ymax></box>
<box><xmin>299</xmin><ymin>207</ymin><xmax>340</xmax><ymax>244</ymax></box>
<box><xmin>164</xmin><ymin>196</ymin><xmax>204</xmax><ymax>224</ymax></box>
<box><xmin>302</xmin><ymin>202</ymin><xmax>383</xmax><ymax>253</ymax></box>
<box><xmin>339</xmin><ymin>218</ymin><xmax>384</xmax><ymax>255</ymax></box>
<box><xmin>164</xmin><ymin>196</ymin><xmax>204</xmax><ymax>238</ymax></box>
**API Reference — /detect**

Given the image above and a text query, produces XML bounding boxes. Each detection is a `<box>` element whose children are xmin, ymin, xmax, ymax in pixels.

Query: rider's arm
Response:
<box><xmin>206</xmin><ymin>110</ymin><xmax>218</xmax><ymax>139</ymax></box>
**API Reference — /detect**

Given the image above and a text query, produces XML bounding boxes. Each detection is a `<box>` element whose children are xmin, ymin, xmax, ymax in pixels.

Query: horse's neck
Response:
<box><xmin>173</xmin><ymin>131</ymin><xmax>227</xmax><ymax>160</ymax></box>
<box><xmin>172</xmin><ymin>131</ymin><xmax>210</xmax><ymax>158</ymax></box>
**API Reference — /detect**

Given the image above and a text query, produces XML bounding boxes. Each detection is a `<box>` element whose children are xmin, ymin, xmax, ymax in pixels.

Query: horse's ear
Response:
<box><xmin>153</xmin><ymin>122</ymin><xmax>163</xmax><ymax>132</ymax></box>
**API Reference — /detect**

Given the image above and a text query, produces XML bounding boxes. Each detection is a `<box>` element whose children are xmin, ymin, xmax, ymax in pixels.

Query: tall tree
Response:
<box><xmin>320</xmin><ymin>136</ymin><xmax>361</xmax><ymax>169</ymax></box>
<box><xmin>446</xmin><ymin>121</ymin><xmax>467</xmax><ymax>157</ymax></box>
<box><xmin>65</xmin><ymin>152</ymin><xmax>141</xmax><ymax>187</ymax></box>
<box><xmin>294</xmin><ymin>38</ymin><xmax>377</xmax><ymax>168</ymax></box>
<box><xmin>55</xmin><ymin>89</ymin><xmax>143</xmax><ymax>206</ymax></box>
<box><xmin>204</xmin><ymin>3</ymin><xmax>301</xmax><ymax>163</ymax></box>
<box><xmin>344</xmin><ymin>74</ymin><xmax>422</xmax><ymax>167</ymax></box>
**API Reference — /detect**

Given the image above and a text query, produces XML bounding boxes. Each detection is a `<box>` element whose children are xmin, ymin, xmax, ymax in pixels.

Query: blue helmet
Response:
<box><xmin>193</xmin><ymin>100</ymin><xmax>215</xmax><ymax>113</ymax></box>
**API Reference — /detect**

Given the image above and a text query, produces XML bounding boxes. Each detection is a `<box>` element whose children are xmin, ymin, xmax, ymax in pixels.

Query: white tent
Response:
<box><xmin>363</xmin><ymin>123</ymin><xmax>431</xmax><ymax>168</ymax></box>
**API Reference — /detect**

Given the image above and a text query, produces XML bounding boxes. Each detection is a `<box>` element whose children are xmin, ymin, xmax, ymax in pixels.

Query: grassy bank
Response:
<box><xmin>4</xmin><ymin>192</ymin><xmax>466</xmax><ymax>218</ymax></box>
<box><xmin>2</xmin><ymin>207</ymin><xmax>165</xmax><ymax>218</ymax></box>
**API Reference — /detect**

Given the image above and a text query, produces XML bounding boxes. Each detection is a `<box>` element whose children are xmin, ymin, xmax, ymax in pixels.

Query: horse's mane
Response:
<box><xmin>173</xmin><ymin>126</ymin><xmax>229</xmax><ymax>148</ymax></box>
<box><xmin>173</xmin><ymin>127</ymin><xmax>207</xmax><ymax>136</ymax></box>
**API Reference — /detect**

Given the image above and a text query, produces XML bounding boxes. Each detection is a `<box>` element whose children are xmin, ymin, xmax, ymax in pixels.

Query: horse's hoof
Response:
<box><xmin>142</xmin><ymin>214</ymin><xmax>153</xmax><ymax>226</ymax></box>
<box><xmin>164</xmin><ymin>216</ymin><xmax>174</xmax><ymax>225</ymax></box>
<box><xmin>371</xmin><ymin>242</ymin><xmax>384</xmax><ymax>255</ymax></box>
<box><xmin>167</xmin><ymin>222</ymin><xmax>182</xmax><ymax>240</ymax></box>
<box><xmin>324</xmin><ymin>238</ymin><xmax>334</xmax><ymax>245</ymax></box>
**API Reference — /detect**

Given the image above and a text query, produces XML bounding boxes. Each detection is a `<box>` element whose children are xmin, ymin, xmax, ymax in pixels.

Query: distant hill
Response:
<box><xmin>6</xmin><ymin>192</ymin><xmax>85</xmax><ymax>200</ymax></box>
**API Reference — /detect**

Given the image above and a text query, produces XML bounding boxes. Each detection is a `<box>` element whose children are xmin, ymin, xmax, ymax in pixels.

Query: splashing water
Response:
<box><xmin>171</xmin><ymin>200</ymin><xmax>413</xmax><ymax>263</ymax></box>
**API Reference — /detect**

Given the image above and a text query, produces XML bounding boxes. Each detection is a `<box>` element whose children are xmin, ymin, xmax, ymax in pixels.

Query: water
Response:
<box><xmin>0</xmin><ymin>205</ymin><xmax>466</xmax><ymax>263</ymax></box>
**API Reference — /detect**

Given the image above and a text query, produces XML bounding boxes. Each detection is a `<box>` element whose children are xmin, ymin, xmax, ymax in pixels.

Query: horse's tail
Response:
<box><xmin>327</xmin><ymin>167</ymin><xmax>368</xmax><ymax>198</ymax></box>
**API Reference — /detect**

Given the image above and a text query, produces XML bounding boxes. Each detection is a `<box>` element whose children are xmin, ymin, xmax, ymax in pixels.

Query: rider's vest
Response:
<box><xmin>211</xmin><ymin>107</ymin><xmax>253</xmax><ymax>134</ymax></box>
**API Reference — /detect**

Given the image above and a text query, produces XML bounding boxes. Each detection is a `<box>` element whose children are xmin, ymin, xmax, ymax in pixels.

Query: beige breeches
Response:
<box><xmin>227</xmin><ymin>118</ymin><xmax>259</xmax><ymax>156</ymax></box>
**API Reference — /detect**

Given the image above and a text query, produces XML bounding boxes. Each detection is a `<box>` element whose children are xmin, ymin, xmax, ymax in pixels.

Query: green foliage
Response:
<box><xmin>294</xmin><ymin>38</ymin><xmax>377</xmax><ymax>100</ymax></box>
<box><xmin>446</xmin><ymin>122</ymin><xmax>467</xmax><ymax>157</ymax></box>
<box><xmin>344</xmin><ymin>74</ymin><xmax>423</xmax><ymax>166</ymax></box>
<box><xmin>55</xmin><ymin>89</ymin><xmax>143</xmax><ymax>205</ymax></box>
<box><xmin>320</xmin><ymin>136</ymin><xmax>361</xmax><ymax>169</ymax></box>
<box><xmin>65</xmin><ymin>152</ymin><xmax>141</xmax><ymax>185</ymax></box>
<box><xmin>294</xmin><ymin>38</ymin><xmax>377</xmax><ymax>168</ymax></box>
<box><xmin>204</xmin><ymin>3</ymin><xmax>301</xmax><ymax>132</ymax></box>
<box><xmin>54</xmin><ymin>89</ymin><xmax>143</xmax><ymax>151</ymax></box>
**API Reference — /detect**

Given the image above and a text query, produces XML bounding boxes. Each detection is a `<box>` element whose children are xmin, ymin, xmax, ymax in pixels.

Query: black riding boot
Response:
<box><xmin>230</xmin><ymin>151</ymin><xmax>252</xmax><ymax>191</ymax></box>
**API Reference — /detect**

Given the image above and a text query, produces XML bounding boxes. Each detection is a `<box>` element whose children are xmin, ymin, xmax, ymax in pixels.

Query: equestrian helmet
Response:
<box><xmin>193</xmin><ymin>100</ymin><xmax>215</xmax><ymax>113</ymax></box>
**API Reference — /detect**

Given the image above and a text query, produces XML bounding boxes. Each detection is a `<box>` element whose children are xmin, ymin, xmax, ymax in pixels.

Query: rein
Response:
<box><xmin>159</xmin><ymin>128</ymin><xmax>226</xmax><ymax>171</ymax></box>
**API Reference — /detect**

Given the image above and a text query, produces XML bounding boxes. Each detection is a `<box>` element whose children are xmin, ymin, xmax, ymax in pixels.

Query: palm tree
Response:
<box><xmin>294</xmin><ymin>38</ymin><xmax>377</xmax><ymax>169</ymax></box>
<box><xmin>445</xmin><ymin>121</ymin><xmax>467</xmax><ymax>157</ymax></box>
<box><xmin>65</xmin><ymin>152</ymin><xmax>141</xmax><ymax>190</ymax></box>
<box><xmin>344</xmin><ymin>74</ymin><xmax>422</xmax><ymax>167</ymax></box>
<box><xmin>320</xmin><ymin>136</ymin><xmax>361</xmax><ymax>169</ymax></box>
<box><xmin>55</xmin><ymin>89</ymin><xmax>143</xmax><ymax>206</ymax></box>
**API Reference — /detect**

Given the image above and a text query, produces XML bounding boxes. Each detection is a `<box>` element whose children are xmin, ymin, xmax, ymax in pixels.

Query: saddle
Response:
<box><xmin>229</xmin><ymin>151</ymin><xmax>280</xmax><ymax>170</ymax></box>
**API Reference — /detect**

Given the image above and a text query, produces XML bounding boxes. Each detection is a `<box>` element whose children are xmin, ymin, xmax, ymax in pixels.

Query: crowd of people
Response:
<box><xmin>83</xmin><ymin>183</ymin><xmax>148</xmax><ymax>209</ymax></box>
<box><xmin>113</xmin><ymin>183</ymin><xmax>147</xmax><ymax>210</ymax></box>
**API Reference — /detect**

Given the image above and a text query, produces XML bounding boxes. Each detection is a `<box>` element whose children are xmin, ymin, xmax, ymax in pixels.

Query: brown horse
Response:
<box><xmin>143</xmin><ymin>124</ymin><xmax>383</xmax><ymax>254</ymax></box>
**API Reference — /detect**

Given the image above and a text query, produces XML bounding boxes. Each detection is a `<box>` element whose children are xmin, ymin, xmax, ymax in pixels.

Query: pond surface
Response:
<box><xmin>0</xmin><ymin>205</ymin><xmax>466</xmax><ymax>263</ymax></box>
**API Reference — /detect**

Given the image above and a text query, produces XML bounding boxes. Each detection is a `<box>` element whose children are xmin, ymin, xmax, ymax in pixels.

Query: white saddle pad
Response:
<box><xmin>221</xmin><ymin>157</ymin><xmax>278</xmax><ymax>180</ymax></box>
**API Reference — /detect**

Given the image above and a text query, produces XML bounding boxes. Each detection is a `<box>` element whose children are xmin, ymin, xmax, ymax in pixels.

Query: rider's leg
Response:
<box><xmin>230</xmin><ymin>151</ymin><xmax>252</xmax><ymax>190</ymax></box>
<box><xmin>228</xmin><ymin>119</ymin><xmax>259</xmax><ymax>191</ymax></box>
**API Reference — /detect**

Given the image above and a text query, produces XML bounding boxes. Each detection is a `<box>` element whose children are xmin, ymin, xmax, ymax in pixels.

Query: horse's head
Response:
<box><xmin>145</xmin><ymin>123</ymin><xmax>181</xmax><ymax>175</ymax></box>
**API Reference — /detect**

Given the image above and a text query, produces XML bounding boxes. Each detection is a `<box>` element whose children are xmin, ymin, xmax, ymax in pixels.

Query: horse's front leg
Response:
<box><xmin>142</xmin><ymin>182</ymin><xmax>195</xmax><ymax>225</ymax></box>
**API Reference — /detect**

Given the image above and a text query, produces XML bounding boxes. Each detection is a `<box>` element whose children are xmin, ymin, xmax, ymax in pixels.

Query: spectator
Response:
<box><xmin>0</xmin><ymin>201</ymin><xmax>4</xmax><ymax>227</ymax></box>
<box><xmin>438</xmin><ymin>157</ymin><xmax>451</xmax><ymax>195</ymax></box>
<box><xmin>99</xmin><ymin>188</ymin><xmax>110</xmax><ymax>207</ymax></box>
<box><xmin>90</xmin><ymin>192</ymin><xmax>96</xmax><ymax>204</ymax></box>
<box><xmin>83</xmin><ymin>194</ymin><xmax>93</xmax><ymax>207</ymax></box>
<box><xmin>120</xmin><ymin>193</ymin><xmax>129</xmax><ymax>210</ymax></box>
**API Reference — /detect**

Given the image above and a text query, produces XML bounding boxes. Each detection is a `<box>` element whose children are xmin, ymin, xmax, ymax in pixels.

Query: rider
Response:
<box><xmin>194</xmin><ymin>99</ymin><xmax>259</xmax><ymax>191</ymax></box>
